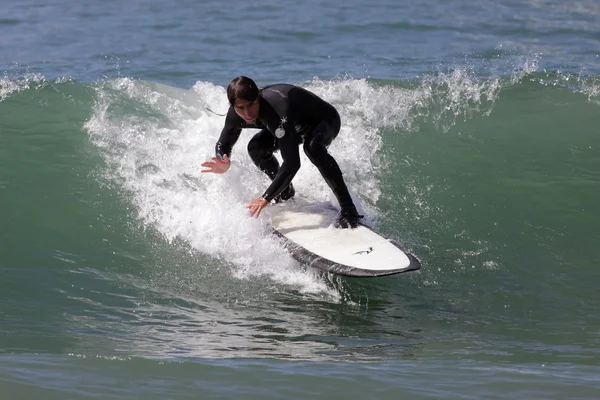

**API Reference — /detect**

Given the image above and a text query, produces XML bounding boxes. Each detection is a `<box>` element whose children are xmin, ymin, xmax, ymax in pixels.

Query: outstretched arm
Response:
<box><xmin>261</xmin><ymin>145</ymin><xmax>300</xmax><ymax>202</ymax></box>
<box><xmin>261</xmin><ymin>120</ymin><xmax>301</xmax><ymax>202</ymax></box>
<box><xmin>246</xmin><ymin>128</ymin><xmax>300</xmax><ymax>218</ymax></box>
<box><xmin>201</xmin><ymin>108</ymin><xmax>242</xmax><ymax>174</ymax></box>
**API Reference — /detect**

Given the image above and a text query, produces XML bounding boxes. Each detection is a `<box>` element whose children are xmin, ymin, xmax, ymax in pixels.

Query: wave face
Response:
<box><xmin>2</xmin><ymin>70</ymin><xmax>599</xmax><ymax>354</ymax></box>
<box><xmin>2</xmin><ymin>2</ymin><xmax>600</xmax><ymax>392</ymax></box>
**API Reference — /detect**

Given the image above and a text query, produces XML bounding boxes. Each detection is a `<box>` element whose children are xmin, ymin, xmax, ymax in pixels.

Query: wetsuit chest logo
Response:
<box><xmin>275</xmin><ymin>116</ymin><xmax>287</xmax><ymax>138</ymax></box>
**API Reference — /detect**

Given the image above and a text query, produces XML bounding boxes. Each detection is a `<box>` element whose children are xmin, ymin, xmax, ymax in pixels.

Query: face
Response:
<box><xmin>233</xmin><ymin>97</ymin><xmax>259</xmax><ymax>124</ymax></box>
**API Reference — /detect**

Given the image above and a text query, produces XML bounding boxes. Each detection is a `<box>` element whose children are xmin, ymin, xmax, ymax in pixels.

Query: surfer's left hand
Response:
<box><xmin>247</xmin><ymin>198</ymin><xmax>269</xmax><ymax>218</ymax></box>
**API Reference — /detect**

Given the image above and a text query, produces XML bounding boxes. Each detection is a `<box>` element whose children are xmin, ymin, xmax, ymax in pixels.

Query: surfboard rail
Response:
<box><xmin>271</xmin><ymin>221</ymin><xmax>422</xmax><ymax>277</ymax></box>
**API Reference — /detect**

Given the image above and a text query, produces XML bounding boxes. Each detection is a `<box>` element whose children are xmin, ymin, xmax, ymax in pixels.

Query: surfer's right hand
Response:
<box><xmin>201</xmin><ymin>154</ymin><xmax>230</xmax><ymax>174</ymax></box>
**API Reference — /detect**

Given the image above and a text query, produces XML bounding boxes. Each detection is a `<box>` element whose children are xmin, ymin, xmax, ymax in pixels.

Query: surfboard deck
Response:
<box><xmin>267</xmin><ymin>200</ymin><xmax>421</xmax><ymax>277</ymax></box>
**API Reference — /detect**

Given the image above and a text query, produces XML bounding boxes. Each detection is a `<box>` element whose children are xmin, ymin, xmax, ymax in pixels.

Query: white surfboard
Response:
<box><xmin>267</xmin><ymin>201</ymin><xmax>421</xmax><ymax>277</ymax></box>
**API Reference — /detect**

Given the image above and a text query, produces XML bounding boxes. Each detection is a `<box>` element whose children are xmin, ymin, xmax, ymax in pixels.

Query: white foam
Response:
<box><xmin>0</xmin><ymin>72</ymin><xmax>46</xmax><ymax>101</ymax></box>
<box><xmin>85</xmin><ymin>77</ymin><xmax>415</xmax><ymax>293</ymax></box>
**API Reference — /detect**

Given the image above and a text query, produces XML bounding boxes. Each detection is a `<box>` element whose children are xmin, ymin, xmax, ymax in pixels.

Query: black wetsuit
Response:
<box><xmin>215</xmin><ymin>84</ymin><xmax>358</xmax><ymax>218</ymax></box>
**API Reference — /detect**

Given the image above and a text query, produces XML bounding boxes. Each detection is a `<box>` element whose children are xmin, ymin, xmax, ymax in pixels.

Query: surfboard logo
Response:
<box><xmin>353</xmin><ymin>247</ymin><xmax>373</xmax><ymax>255</ymax></box>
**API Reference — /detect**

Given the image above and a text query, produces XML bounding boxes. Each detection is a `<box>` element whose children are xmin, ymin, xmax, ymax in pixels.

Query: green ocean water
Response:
<box><xmin>2</xmin><ymin>0</ymin><xmax>600</xmax><ymax>398</ymax></box>
<box><xmin>2</xmin><ymin>73</ymin><xmax>600</xmax><ymax>398</ymax></box>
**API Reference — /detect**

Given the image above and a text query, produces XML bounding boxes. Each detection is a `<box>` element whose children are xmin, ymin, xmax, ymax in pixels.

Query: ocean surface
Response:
<box><xmin>2</xmin><ymin>0</ymin><xmax>600</xmax><ymax>398</ymax></box>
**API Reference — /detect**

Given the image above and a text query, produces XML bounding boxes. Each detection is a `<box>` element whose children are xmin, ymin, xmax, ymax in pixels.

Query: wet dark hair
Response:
<box><xmin>227</xmin><ymin>76</ymin><xmax>259</xmax><ymax>106</ymax></box>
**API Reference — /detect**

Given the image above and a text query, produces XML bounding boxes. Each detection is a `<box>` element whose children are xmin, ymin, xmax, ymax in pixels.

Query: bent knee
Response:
<box><xmin>304</xmin><ymin>140</ymin><xmax>329</xmax><ymax>163</ymax></box>
<box><xmin>247</xmin><ymin>138</ymin><xmax>264</xmax><ymax>158</ymax></box>
<box><xmin>303</xmin><ymin>139</ymin><xmax>318</xmax><ymax>156</ymax></box>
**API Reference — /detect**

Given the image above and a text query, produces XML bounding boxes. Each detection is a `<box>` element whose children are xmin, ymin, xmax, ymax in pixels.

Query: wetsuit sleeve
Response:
<box><xmin>261</xmin><ymin>120</ymin><xmax>301</xmax><ymax>202</ymax></box>
<box><xmin>215</xmin><ymin>107</ymin><xmax>242</xmax><ymax>159</ymax></box>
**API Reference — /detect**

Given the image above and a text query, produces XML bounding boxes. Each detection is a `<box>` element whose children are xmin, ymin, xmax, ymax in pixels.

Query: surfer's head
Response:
<box><xmin>228</xmin><ymin>76</ymin><xmax>260</xmax><ymax>123</ymax></box>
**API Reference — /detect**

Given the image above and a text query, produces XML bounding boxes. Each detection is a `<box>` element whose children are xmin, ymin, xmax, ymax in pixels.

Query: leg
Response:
<box><xmin>303</xmin><ymin>120</ymin><xmax>362</xmax><ymax>228</ymax></box>
<box><xmin>248</xmin><ymin>129</ymin><xmax>279</xmax><ymax>179</ymax></box>
<box><xmin>247</xmin><ymin>129</ymin><xmax>295</xmax><ymax>202</ymax></box>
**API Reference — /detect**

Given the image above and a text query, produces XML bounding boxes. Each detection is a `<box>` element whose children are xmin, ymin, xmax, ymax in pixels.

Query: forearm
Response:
<box><xmin>215</xmin><ymin>141</ymin><xmax>231</xmax><ymax>159</ymax></box>
<box><xmin>262</xmin><ymin>162</ymin><xmax>299</xmax><ymax>202</ymax></box>
<box><xmin>215</xmin><ymin>127</ymin><xmax>241</xmax><ymax>159</ymax></box>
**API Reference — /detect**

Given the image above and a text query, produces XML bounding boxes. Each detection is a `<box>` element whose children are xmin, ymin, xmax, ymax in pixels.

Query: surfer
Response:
<box><xmin>201</xmin><ymin>76</ymin><xmax>363</xmax><ymax>228</ymax></box>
